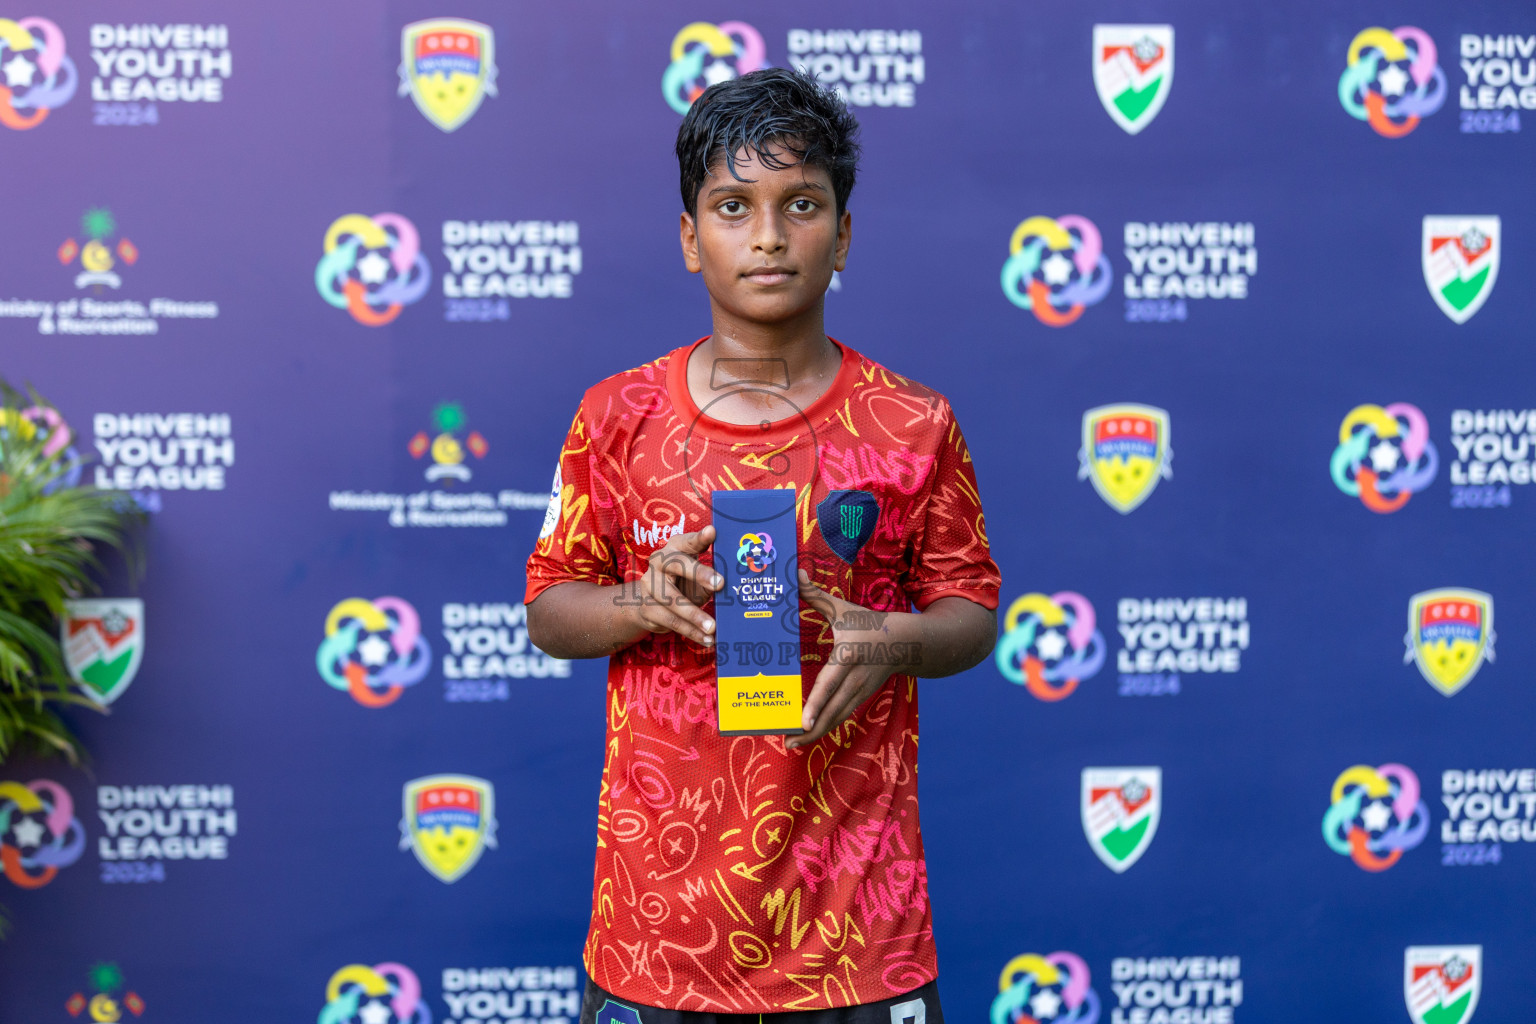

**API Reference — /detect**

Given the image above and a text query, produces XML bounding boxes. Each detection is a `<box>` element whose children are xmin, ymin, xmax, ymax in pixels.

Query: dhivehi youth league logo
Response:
<box><xmin>0</xmin><ymin>16</ymin><xmax>77</xmax><ymax>130</ymax></box>
<box><xmin>662</xmin><ymin>22</ymin><xmax>766</xmax><ymax>114</ymax></box>
<box><xmin>1322</xmin><ymin>763</ymin><xmax>1428</xmax><ymax>871</ymax></box>
<box><xmin>1081</xmin><ymin>767</ymin><xmax>1160</xmax><ymax>872</ymax></box>
<box><xmin>398</xmin><ymin>18</ymin><xmax>497</xmax><ymax>132</ymax></box>
<box><xmin>1406</xmin><ymin>946</ymin><xmax>1481</xmax><ymax>1024</ymax></box>
<box><xmin>320</xmin><ymin>963</ymin><xmax>430</xmax><ymax>1024</ymax></box>
<box><xmin>315</xmin><ymin>213</ymin><xmax>432</xmax><ymax>326</ymax></box>
<box><xmin>992</xmin><ymin>952</ymin><xmax>1100</xmax><ymax>1024</ymax></box>
<box><xmin>1079</xmin><ymin>404</ymin><xmax>1171</xmax><ymax>513</ymax></box>
<box><xmin>1001</xmin><ymin>216</ymin><xmax>1112</xmax><ymax>326</ymax></box>
<box><xmin>996</xmin><ymin>592</ymin><xmax>1105</xmax><ymax>702</ymax></box>
<box><xmin>1338</xmin><ymin>27</ymin><xmax>1446</xmax><ymax>137</ymax></box>
<box><xmin>1423</xmin><ymin>217</ymin><xmax>1499</xmax><ymax>324</ymax></box>
<box><xmin>1406</xmin><ymin>589</ymin><xmax>1494</xmax><ymax>697</ymax></box>
<box><xmin>399</xmin><ymin>774</ymin><xmax>497</xmax><ymax>882</ymax></box>
<box><xmin>1092</xmin><ymin>25</ymin><xmax>1173</xmax><ymax>135</ymax></box>
<box><xmin>1331</xmin><ymin>403</ymin><xmax>1438</xmax><ymax>513</ymax></box>
<box><xmin>317</xmin><ymin>597</ymin><xmax>432</xmax><ymax>707</ymax></box>
<box><xmin>0</xmin><ymin>779</ymin><xmax>85</xmax><ymax>887</ymax></box>
<box><xmin>736</xmin><ymin>531</ymin><xmax>776</xmax><ymax>573</ymax></box>
<box><xmin>61</xmin><ymin>599</ymin><xmax>143</xmax><ymax>706</ymax></box>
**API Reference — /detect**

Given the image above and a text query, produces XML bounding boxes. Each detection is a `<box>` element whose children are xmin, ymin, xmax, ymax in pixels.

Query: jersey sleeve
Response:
<box><xmin>524</xmin><ymin>400</ymin><xmax>621</xmax><ymax>604</ymax></box>
<box><xmin>902</xmin><ymin>403</ymin><xmax>1002</xmax><ymax>612</ymax></box>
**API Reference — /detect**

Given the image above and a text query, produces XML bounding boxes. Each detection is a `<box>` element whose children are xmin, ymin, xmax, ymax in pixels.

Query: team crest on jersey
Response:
<box><xmin>1081</xmin><ymin>767</ymin><xmax>1160</xmax><ymax>872</ymax></box>
<box><xmin>398</xmin><ymin>18</ymin><xmax>497</xmax><ymax>132</ymax></box>
<box><xmin>1093</xmin><ymin>25</ymin><xmax>1173</xmax><ymax>135</ymax></box>
<box><xmin>992</xmin><ymin>951</ymin><xmax>1101</xmax><ymax>1024</ymax></box>
<box><xmin>996</xmin><ymin>592</ymin><xmax>1106</xmax><ymax>702</ymax></box>
<box><xmin>1423</xmin><ymin>217</ymin><xmax>1499</xmax><ymax>324</ymax></box>
<box><xmin>61</xmin><ymin>599</ymin><xmax>144</xmax><ymax>706</ymax></box>
<box><xmin>399</xmin><ymin>774</ymin><xmax>497</xmax><ymax>883</ymax></box>
<box><xmin>1405</xmin><ymin>946</ymin><xmax>1481</xmax><ymax>1024</ymax></box>
<box><xmin>1079</xmin><ymin>404</ymin><xmax>1171</xmax><ymax>513</ymax></box>
<box><xmin>595</xmin><ymin>999</ymin><xmax>644</xmax><ymax>1024</ymax></box>
<box><xmin>816</xmin><ymin>489</ymin><xmax>878</xmax><ymax>564</ymax></box>
<box><xmin>1405</xmin><ymin>589</ymin><xmax>1494</xmax><ymax>697</ymax></box>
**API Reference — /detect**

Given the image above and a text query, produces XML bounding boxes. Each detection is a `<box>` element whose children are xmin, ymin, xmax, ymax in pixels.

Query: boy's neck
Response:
<box><xmin>687</xmin><ymin>303</ymin><xmax>841</xmax><ymax>425</ymax></box>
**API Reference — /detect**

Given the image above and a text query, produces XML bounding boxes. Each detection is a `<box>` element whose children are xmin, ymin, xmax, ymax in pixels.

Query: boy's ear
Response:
<box><xmin>680</xmin><ymin>211</ymin><xmax>702</xmax><ymax>274</ymax></box>
<box><xmin>834</xmin><ymin>209</ymin><xmax>851</xmax><ymax>273</ymax></box>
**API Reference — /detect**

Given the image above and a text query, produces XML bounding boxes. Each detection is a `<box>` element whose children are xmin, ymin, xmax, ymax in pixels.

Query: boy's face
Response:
<box><xmin>680</xmin><ymin>143</ymin><xmax>850</xmax><ymax>328</ymax></box>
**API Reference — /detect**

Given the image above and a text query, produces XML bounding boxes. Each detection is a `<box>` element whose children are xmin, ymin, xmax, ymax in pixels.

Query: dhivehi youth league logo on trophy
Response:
<box><xmin>1093</xmin><ymin>25</ymin><xmax>1174</xmax><ymax>135</ymax></box>
<box><xmin>61</xmin><ymin>599</ymin><xmax>143</xmax><ymax>706</ymax></box>
<box><xmin>1405</xmin><ymin>946</ymin><xmax>1481</xmax><ymax>1024</ymax></box>
<box><xmin>398</xmin><ymin>18</ymin><xmax>498</xmax><ymax>132</ymax></box>
<box><xmin>1422</xmin><ymin>217</ymin><xmax>1499</xmax><ymax>324</ymax></box>
<box><xmin>1081</xmin><ymin>767</ymin><xmax>1161</xmax><ymax>872</ymax></box>
<box><xmin>399</xmin><ymin>774</ymin><xmax>497</xmax><ymax>882</ymax></box>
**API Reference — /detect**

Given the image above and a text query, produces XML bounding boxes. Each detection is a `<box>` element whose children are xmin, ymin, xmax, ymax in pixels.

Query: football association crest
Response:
<box><xmin>1423</xmin><ymin>217</ymin><xmax>1499</xmax><ymax>324</ymax></box>
<box><xmin>1079</xmin><ymin>404</ymin><xmax>1171</xmax><ymax>513</ymax></box>
<box><xmin>1081</xmin><ymin>767</ymin><xmax>1160</xmax><ymax>872</ymax></box>
<box><xmin>61</xmin><ymin>599</ymin><xmax>143</xmax><ymax>706</ymax></box>
<box><xmin>1406</xmin><ymin>946</ymin><xmax>1481</xmax><ymax>1024</ymax></box>
<box><xmin>1406</xmin><ymin>589</ymin><xmax>1494</xmax><ymax>697</ymax></box>
<box><xmin>398</xmin><ymin>18</ymin><xmax>497</xmax><ymax>132</ymax></box>
<box><xmin>1093</xmin><ymin>25</ymin><xmax>1173</xmax><ymax>135</ymax></box>
<box><xmin>399</xmin><ymin>774</ymin><xmax>497</xmax><ymax>882</ymax></box>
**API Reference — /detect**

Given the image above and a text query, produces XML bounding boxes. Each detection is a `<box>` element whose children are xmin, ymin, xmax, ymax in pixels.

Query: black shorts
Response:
<box><xmin>578</xmin><ymin>973</ymin><xmax>944</xmax><ymax>1024</ymax></box>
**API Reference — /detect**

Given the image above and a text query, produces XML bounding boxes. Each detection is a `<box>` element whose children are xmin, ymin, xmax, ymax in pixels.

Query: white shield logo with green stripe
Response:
<box><xmin>1423</xmin><ymin>216</ymin><xmax>1499</xmax><ymax>324</ymax></box>
<box><xmin>61</xmin><ymin>599</ymin><xmax>144</xmax><ymax>706</ymax></box>
<box><xmin>1082</xmin><ymin>767</ymin><xmax>1160</xmax><ymax>872</ymax></box>
<box><xmin>1405</xmin><ymin>946</ymin><xmax>1481</xmax><ymax>1024</ymax></box>
<box><xmin>1093</xmin><ymin>25</ymin><xmax>1174</xmax><ymax>135</ymax></box>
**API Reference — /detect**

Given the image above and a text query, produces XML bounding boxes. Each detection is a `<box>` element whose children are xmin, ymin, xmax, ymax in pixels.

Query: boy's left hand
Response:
<box><xmin>789</xmin><ymin>569</ymin><xmax>922</xmax><ymax>749</ymax></box>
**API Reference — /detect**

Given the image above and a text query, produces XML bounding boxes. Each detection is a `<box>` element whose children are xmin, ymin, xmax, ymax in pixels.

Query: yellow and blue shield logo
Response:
<box><xmin>1405</xmin><ymin>589</ymin><xmax>1494</xmax><ymax>697</ymax></box>
<box><xmin>1078</xmin><ymin>403</ymin><xmax>1172</xmax><ymax>513</ymax></box>
<box><xmin>398</xmin><ymin>18</ymin><xmax>497</xmax><ymax>132</ymax></box>
<box><xmin>398</xmin><ymin>774</ymin><xmax>497</xmax><ymax>882</ymax></box>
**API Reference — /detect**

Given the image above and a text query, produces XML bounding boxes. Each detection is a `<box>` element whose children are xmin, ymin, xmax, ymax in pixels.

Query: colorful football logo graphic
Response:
<box><xmin>1079</xmin><ymin>404</ymin><xmax>1171</xmax><ymax>513</ymax></box>
<box><xmin>1338</xmin><ymin>27</ymin><xmax>1446</xmax><ymax>137</ymax></box>
<box><xmin>662</xmin><ymin>22</ymin><xmax>766</xmax><ymax>114</ymax></box>
<box><xmin>0</xmin><ymin>16</ymin><xmax>77</xmax><ymax>129</ymax></box>
<box><xmin>1322</xmin><ymin>763</ymin><xmax>1428</xmax><ymax>871</ymax></box>
<box><xmin>996</xmin><ymin>592</ymin><xmax>1106</xmax><ymax>701</ymax></box>
<box><xmin>1406</xmin><ymin>589</ymin><xmax>1494</xmax><ymax>697</ymax></box>
<box><xmin>316</xmin><ymin>597</ymin><xmax>432</xmax><ymax>708</ymax></box>
<box><xmin>1092</xmin><ymin>25</ymin><xmax>1173</xmax><ymax>135</ymax></box>
<box><xmin>1001</xmin><ymin>216</ymin><xmax>1112</xmax><ymax>326</ymax></box>
<box><xmin>1081</xmin><ymin>767</ymin><xmax>1160</xmax><ymax>873</ymax></box>
<box><xmin>319</xmin><ymin>963</ymin><xmax>430</xmax><ymax>1024</ymax></box>
<box><xmin>0</xmin><ymin>403</ymin><xmax>82</xmax><ymax>492</ymax></box>
<box><xmin>315</xmin><ymin>213</ymin><xmax>432</xmax><ymax>326</ymax></box>
<box><xmin>62</xmin><ymin>598</ymin><xmax>144</xmax><ymax>706</ymax></box>
<box><xmin>1423</xmin><ymin>217</ymin><xmax>1500</xmax><ymax>324</ymax></box>
<box><xmin>736</xmin><ymin>531</ymin><xmax>775</xmax><ymax>573</ymax></box>
<box><xmin>399</xmin><ymin>774</ymin><xmax>497</xmax><ymax>883</ymax></box>
<box><xmin>398</xmin><ymin>18</ymin><xmax>497</xmax><ymax>132</ymax></box>
<box><xmin>0</xmin><ymin>778</ymin><xmax>85</xmax><ymax>888</ymax></box>
<box><xmin>1331</xmin><ymin>403</ymin><xmax>1438</xmax><ymax>513</ymax></box>
<box><xmin>992</xmin><ymin>951</ymin><xmax>1100</xmax><ymax>1024</ymax></box>
<box><xmin>1405</xmin><ymin>946</ymin><xmax>1481</xmax><ymax>1024</ymax></box>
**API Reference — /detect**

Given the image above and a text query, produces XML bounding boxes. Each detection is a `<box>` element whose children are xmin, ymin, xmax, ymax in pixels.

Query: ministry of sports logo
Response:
<box><xmin>1331</xmin><ymin>403</ymin><xmax>1438</xmax><ymax>513</ymax></box>
<box><xmin>662</xmin><ymin>22</ymin><xmax>766</xmax><ymax>114</ymax></box>
<box><xmin>1093</xmin><ymin>25</ymin><xmax>1173</xmax><ymax>135</ymax></box>
<box><xmin>0</xmin><ymin>778</ymin><xmax>85</xmax><ymax>887</ymax></box>
<box><xmin>315</xmin><ymin>213</ymin><xmax>432</xmax><ymax>326</ymax></box>
<box><xmin>59</xmin><ymin>208</ymin><xmax>138</xmax><ymax>290</ymax></box>
<box><xmin>1339</xmin><ymin>27</ymin><xmax>1447</xmax><ymax>137</ymax></box>
<box><xmin>398</xmin><ymin>18</ymin><xmax>497</xmax><ymax>132</ymax></box>
<box><xmin>1322</xmin><ymin>763</ymin><xmax>1428</xmax><ymax>871</ymax></box>
<box><xmin>0</xmin><ymin>16</ymin><xmax>76</xmax><ymax>129</ymax></box>
<box><xmin>62</xmin><ymin>599</ymin><xmax>144</xmax><ymax>706</ymax></box>
<box><xmin>1079</xmin><ymin>404</ymin><xmax>1171</xmax><ymax>513</ymax></box>
<box><xmin>1406</xmin><ymin>946</ymin><xmax>1481</xmax><ymax>1024</ymax></box>
<box><xmin>321</xmin><ymin>963</ymin><xmax>430</xmax><ymax>1024</ymax></box>
<box><xmin>996</xmin><ymin>592</ymin><xmax>1105</xmax><ymax>702</ymax></box>
<box><xmin>317</xmin><ymin>597</ymin><xmax>432</xmax><ymax>707</ymax></box>
<box><xmin>993</xmin><ymin>952</ymin><xmax>1100</xmax><ymax>1024</ymax></box>
<box><xmin>1423</xmin><ymin>217</ymin><xmax>1500</xmax><ymax>324</ymax></box>
<box><xmin>399</xmin><ymin>774</ymin><xmax>497</xmax><ymax>882</ymax></box>
<box><xmin>66</xmin><ymin>962</ymin><xmax>145</xmax><ymax>1021</ymax></box>
<box><xmin>1406</xmin><ymin>589</ymin><xmax>1494</xmax><ymax>697</ymax></box>
<box><xmin>736</xmin><ymin>531</ymin><xmax>776</xmax><ymax>573</ymax></box>
<box><xmin>1001</xmin><ymin>216</ymin><xmax>1112</xmax><ymax>326</ymax></box>
<box><xmin>1081</xmin><ymin>767</ymin><xmax>1160</xmax><ymax>872</ymax></box>
<box><xmin>410</xmin><ymin>402</ymin><xmax>487</xmax><ymax>483</ymax></box>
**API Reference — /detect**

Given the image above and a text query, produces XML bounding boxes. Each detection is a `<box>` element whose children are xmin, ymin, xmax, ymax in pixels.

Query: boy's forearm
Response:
<box><xmin>876</xmin><ymin>596</ymin><xmax>997</xmax><ymax>678</ymax></box>
<box><xmin>527</xmin><ymin>581</ymin><xmax>648</xmax><ymax>659</ymax></box>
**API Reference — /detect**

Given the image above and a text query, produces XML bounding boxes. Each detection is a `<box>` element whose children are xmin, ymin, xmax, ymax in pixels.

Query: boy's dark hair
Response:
<box><xmin>676</xmin><ymin>68</ymin><xmax>861</xmax><ymax>218</ymax></box>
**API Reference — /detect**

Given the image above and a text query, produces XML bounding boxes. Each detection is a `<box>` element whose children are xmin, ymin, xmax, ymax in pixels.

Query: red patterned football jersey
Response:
<box><xmin>526</xmin><ymin>339</ymin><xmax>999</xmax><ymax>1013</ymax></box>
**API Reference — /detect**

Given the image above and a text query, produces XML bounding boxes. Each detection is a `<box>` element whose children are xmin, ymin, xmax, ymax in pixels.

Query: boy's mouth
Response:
<box><xmin>743</xmin><ymin>266</ymin><xmax>795</xmax><ymax>285</ymax></box>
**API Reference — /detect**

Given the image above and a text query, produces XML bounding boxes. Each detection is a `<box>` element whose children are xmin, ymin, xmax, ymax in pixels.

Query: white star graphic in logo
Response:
<box><xmin>356</xmin><ymin>250</ymin><xmax>392</xmax><ymax>285</ymax></box>
<box><xmin>1041</xmin><ymin>252</ymin><xmax>1074</xmax><ymax>286</ymax></box>
<box><xmin>1369</xmin><ymin>441</ymin><xmax>1401</xmax><ymax>472</ymax></box>
<box><xmin>2</xmin><ymin>53</ymin><xmax>35</xmax><ymax>87</ymax></box>
<box><xmin>10</xmin><ymin>816</ymin><xmax>45</xmax><ymax>848</ymax></box>
<box><xmin>1359</xmin><ymin>799</ymin><xmax>1392</xmax><ymax>832</ymax></box>
<box><xmin>1034</xmin><ymin>629</ymin><xmax>1068</xmax><ymax>661</ymax></box>
<box><xmin>703</xmin><ymin>60</ymin><xmax>736</xmax><ymax>86</ymax></box>
<box><xmin>357</xmin><ymin>998</ymin><xmax>393</xmax><ymax>1024</ymax></box>
<box><xmin>1377</xmin><ymin>63</ymin><xmax>1410</xmax><ymax>98</ymax></box>
<box><xmin>1030</xmin><ymin>988</ymin><xmax>1063</xmax><ymax>1019</ymax></box>
<box><xmin>357</xmin><ymin>633</ymin><xmax>393</xmax><ymax>667</ymax></box>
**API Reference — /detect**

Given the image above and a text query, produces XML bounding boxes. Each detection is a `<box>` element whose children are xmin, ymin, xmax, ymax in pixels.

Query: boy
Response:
<box><xmin>526</xmin><ymin>69</ymin><xmax>1000</xmax><ymax>1024</ymax></box>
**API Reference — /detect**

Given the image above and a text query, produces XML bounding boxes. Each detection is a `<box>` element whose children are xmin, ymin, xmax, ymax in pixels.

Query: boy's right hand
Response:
<box><xmin>632</xmin><ymin>524</ymin><xmax>722</xmax><ymax>646</ymax></box>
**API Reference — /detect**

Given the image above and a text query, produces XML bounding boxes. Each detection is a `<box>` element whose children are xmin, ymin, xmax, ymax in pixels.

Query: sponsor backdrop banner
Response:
<box><xmin>2</xmin><ymin>1</ymin><xmax>1534</xmax><ymax>1021</ymax></box>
